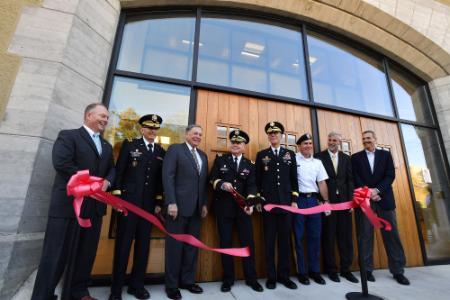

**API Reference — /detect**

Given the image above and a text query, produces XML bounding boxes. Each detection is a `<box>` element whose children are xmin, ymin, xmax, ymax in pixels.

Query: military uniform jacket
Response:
<box><xmin>256</xmin><ymin>147</ymin><xmax>299</xmax><ymax>210</ymax></box>
<box><xmin>114</xmin><ymin>138</ymin><xmax>165</xmax><ymax>212</ymax></box>
<box><xmin>210</xmin><ymin>154</ymin><xmax>257</xmax><ymax>218</ymax></box>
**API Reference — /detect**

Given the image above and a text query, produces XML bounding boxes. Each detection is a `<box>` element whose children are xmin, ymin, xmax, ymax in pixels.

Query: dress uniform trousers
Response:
<box><xmin>293</xmin><ymin>194</ymin><xmax>322</xmax><ymax>275</ymax></box>
<box><xmin>217</xmin><ymin>215</ymin><xmax>257</xmax><ymax>284</ymax></box>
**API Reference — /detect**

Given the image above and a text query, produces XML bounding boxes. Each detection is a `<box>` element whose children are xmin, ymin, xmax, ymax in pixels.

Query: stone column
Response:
<box><xmin>0</xmin><ymin>0</ymin><xmax>120</xmax><ymax>298</ymax></box>
<box><xmin>429</xmin><ymin>75</ymin><xmax>450</xmax><ymax>160</ymax></box>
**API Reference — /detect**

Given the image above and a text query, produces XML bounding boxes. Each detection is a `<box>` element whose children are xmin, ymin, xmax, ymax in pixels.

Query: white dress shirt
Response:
<box><xmin>365</xmin><ymin>149</ymin><xmax>376</xmax><ymax>173</ymax></box>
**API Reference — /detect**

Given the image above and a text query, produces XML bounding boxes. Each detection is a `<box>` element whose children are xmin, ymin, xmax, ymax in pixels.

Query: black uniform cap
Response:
<box><xmin>229</xmin><ymin>129</ymin><xmax>250</xmax><ymax>144</ymax></box>
<box><xmin>264</xmin><ymin>121</ymin><xmax>285</xmax><ymax>134</ymax></box>
<box><xmin>296</xmin><ymin>133</ymin><xmax>312</xmax><ymax>145</ymax></box>
<box><xmin>138</xmin><ymin>114</ymin><xmax>163</xmax><ymax>129</ymax></box>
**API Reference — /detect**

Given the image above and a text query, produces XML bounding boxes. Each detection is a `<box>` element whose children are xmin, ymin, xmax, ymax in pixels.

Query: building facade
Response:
<box><xmin>1</xmin><ymin>0</ymin><xmax>450</xmax><ymax>298</ymax></box>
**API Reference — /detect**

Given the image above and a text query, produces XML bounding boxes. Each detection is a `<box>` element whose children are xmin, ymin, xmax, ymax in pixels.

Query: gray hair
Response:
<box><xmin>185</xmin><ymin>124</ymin><xmax>203</xmax><ymax>133</ymax></box>
<box><xmin>362</xmin><ymin>130</ymin><xmax>376</xmax><ymax>138</ymax></box>
<box><xmin>84</xmin><ymin>103</ymin><xmax>107</xmax><ymax>119</ymax></box>
<box><xmin>328</xmin><ymin>131</ymin><xmax>342</xmax><ymax>140</ymax></box>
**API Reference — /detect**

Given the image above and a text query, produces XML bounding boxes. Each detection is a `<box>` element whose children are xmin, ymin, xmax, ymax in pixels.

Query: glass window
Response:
<box><xmin>104</xmin><ymin>76</ymin><xmax>191</xmax><ymax>156</ymax></box>
<box><xmin>307</xmin><ymin>32</ymin><xmax>393</xmax><ymax>116</ymax></box>
<box><xmin>401</xmin><ymin>124</ymin><xmax>450</xmax><ymax>260</ymax></box>
<box><xmin>117</xmin><ymin>16</ymin><xmax>196</xmax><ymax>80</ymax></box>
<box><xmin>197</xmin><ymin>17</ymin><xmax>308</xmax><ymax>100</ymax></box>
<box><xmin>389</xmin><ymin>64</ymin><xmax>434</xmax><ymax>124</ymax></box>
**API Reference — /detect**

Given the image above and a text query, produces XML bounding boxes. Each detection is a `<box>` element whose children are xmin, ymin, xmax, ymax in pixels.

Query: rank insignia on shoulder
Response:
<box><xmin>156</xmin><ymin>156</ymin><xmax>163</xmax><ymax>160</ymax></box>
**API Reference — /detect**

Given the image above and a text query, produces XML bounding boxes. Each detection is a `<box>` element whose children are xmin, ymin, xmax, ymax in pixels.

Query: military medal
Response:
<box><xmin>130</xmin><ymin>149</ymin><xmax>142</xmax><ymax>167</ymax></box>
<box><xmin>262</xmin><ymin>155</ymin><xmax>271</xmax><ymax>171</ymax></box>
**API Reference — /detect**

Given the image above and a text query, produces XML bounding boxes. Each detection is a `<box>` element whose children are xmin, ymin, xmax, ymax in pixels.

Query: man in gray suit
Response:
<box><xmin>163</xmin><ymin>124</ymin><xmax>209</xmax><ymax>300</ymax></box>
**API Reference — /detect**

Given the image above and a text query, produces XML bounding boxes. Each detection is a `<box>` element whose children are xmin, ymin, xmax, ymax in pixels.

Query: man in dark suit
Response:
<box><xmin>163</xmin><ymin>124</ymin><xmax>209</xmax><ymax>300</ymax></box>
<box><xmin>210</xmin><ymin>130</ymin><xmax>263</xmax><ymax>293</ymax></box>
<box><xmin>255</xmin><ymin>121</ymin><xmax>298</xmax><ymax>290</ymax></box>
<box><xmin>109</xmin><ymin>114</ymin><xmax>166</xmax><ymax>300</ymax></box>
<box><xmin>351</xmin><ymin>130</ymin><xmax>409</xmax><ymax>285</ymax></box>
<box><xmin>32</xmin><ymin>103</ymin><xmax>115</xmax><ymax>300</ymax></box>
<box><xmin>315</xmin><ymin>132</ymin><xmax>358</xmax><ymax>283</ymax></box>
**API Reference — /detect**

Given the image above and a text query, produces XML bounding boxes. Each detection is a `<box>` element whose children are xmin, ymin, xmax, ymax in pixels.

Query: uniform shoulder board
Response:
<box><xmin>216</xmin><ymin>153</ymin><xmax>223</xmax><ymax>157</ymax></box>
<box><xmin>251</xmin><ymin>160</ymin><xmax>255</xmax><ymax>164</ymax></box>
<box><xmin>126</xmin><ymin>137</ymin><xmax>133</xmax><ymax>142</ymax></box>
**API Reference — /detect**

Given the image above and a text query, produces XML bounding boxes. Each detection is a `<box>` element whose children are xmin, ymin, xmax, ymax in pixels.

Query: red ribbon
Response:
<box><xmin>67</xmin><ymin>170</ymin><xmax>250</xmax><ymax>257</ymax></box>
<box><xmin>264</xmin><ymin>187</ymin><xmax>392</xmax><ymax>231</ymax></box>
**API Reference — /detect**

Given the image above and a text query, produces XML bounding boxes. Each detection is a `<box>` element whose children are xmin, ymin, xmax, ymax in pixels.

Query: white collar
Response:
<box><xmin>365</xmin><ymin>149</ymin><xmax>376</xmax><ymax>155</ymax></box>
<box><xmin>328</xmin><ymin>149</ymin><xmax>338</xmax><ymax>157</ymax></box>
<box><xmin>232</xmin><ymin>154</ymin><xmax>243</xmax><ymax>161</ymax></box>
<box><xmin>298</xmin><ymin>152</ymin><xmax>314</xmax><ymax>161</ymax></box>
<box><xmin>186</xmin><ymin>142</ymin><xmax>196</xmax><ymax>152</ymax></box>
<box><xmin>143</xmin><ymin>137</ymin><xmax>154</xmax><ymax>148</ymax></box>
<box><xmin>83</xmin><ymin>125</ymin><xmax>98</xmax><ymax>137</ymax></box>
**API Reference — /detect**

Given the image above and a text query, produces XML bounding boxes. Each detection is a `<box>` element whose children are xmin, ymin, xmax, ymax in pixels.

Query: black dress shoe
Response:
<box><xmin>277</xmin><ymin>278</ymin><xmax>298</xmax><ymax>289</ymax></box>
<box><xmin>220</xmin><ymin>282</ymin><xmax>232</xmax><ymax>292</ymax></box>
<box><xmin>366</xmin><ymin>271</ymin><xmax>375</xmax><ymax>282</ymax></box>
<box><xmin>310</xmin><ymin>273</ymin><xmax>326</xmax><ymax>285</ymax></box>
<box><xmin>246</xmin><ymin>280</ymin><xmax>263</xmax><ymax>292</ymax></box>
<box><xmin>180</xmin><ymin>283</ymin><xmax>203</xmax><ymax>294</ymax></box>
<box><xmin>108</xmin><ymin>294</ymin><xmax>122</xmax><ymax>300</ymax></box>
<box><xmin>127</xmin><ymin>287</ymin><xmax>150</xmax><ymax>299</ymax></box>
<box><xmin>165</xmin><ymin>288</ymin><xmax>182</xmax><ymax>300</ymax></box>
<box><xmin>393</xmin><ymin>274</ymin><xmax>410</xmax><ymax>285</ymax></box>
<box><xmin>328</xmin><ymin>273</ymin><xmax>340</xmax><ymax>282</ymax></box>
<box><xmin>265</xmin><ymin>279</ymin><xmax>276</xmax><ymax>289</ymax></box>
<box><xmin>341</xmin><ymin>272</ymin><xmax>359</xmax><ymax>283</ymax></box>
<box><xmin>297</xmin><ymin>274</ymin><xmax>310</xmax><ymax>285</ymax></box>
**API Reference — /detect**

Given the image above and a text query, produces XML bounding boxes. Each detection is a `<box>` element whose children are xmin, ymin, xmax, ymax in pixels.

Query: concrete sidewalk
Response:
<box><xmin>13</xmin><ymin>265</ymin><xmax>450</xmax><ymax>299</ymax></box>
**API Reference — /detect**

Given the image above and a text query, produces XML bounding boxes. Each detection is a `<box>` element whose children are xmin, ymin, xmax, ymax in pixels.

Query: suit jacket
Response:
<box><xmin>315</xmin><ymin>150</ymin><xmax>354</xmax><ymax>203</ymax></box>
<box><xmin>162</xmin><ymin>143</ymin><xmax>208</xmax><ymax>217</ymax></box>
<box><xmin>351</xmin><ymin>149</ymin><xmax>396</xmax><ymax>210</ymax></box>
<box><xmin>114</xmin><ymin>138</ymin><xmax>165</xmax><ymax>212</ymax></box>
<box><xmin>255</xmin><ymin>147</ymin><xmax>299</xmax><ymax>210</ymax></box>
<box><xmin>48</xmin><ymin>127</ymin><xmax>115</xmax><ymax>218</ymax></box>
<box><xmin>210</xmin><ymin>153</ymin><xmax>257</xmax><ymax>218</ymax></box>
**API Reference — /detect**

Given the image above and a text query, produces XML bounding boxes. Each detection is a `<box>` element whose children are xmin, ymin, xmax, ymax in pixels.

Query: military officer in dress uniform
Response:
<box><xmin>210</xmin><ymin>129</ymin><xmax>264</xmax><ymax>293</ymax></box>
<box><xmin>109</xmin><ymin>114</ymin><xmax>166</xmax><ymax>300</ymax></box>
<box><xmin>293</xmin><ymin>133</ymin><xmax>329</xmax><ymax>286</ymax></box>
<box><xmin>255</xmin><ymin>121</ymin><xmax>299</xmax><ymax>290</ymax></box>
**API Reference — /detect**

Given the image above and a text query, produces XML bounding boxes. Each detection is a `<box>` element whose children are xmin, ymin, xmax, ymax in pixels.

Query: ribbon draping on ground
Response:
<box><xmin>264</xmin><ymin>187</ymin><xmax>392</xmax><ymax>231</ymax></box>
<box><xmin>67</xmin><ymin>170</ymin><xmax>250</xmax><ymax>257</ymax></box>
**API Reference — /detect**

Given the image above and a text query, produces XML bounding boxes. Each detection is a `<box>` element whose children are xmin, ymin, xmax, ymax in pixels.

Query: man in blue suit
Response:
<box><xmin>351</xmin><ymin>130</ymin><xmax>409</xmax><ymax>285</ymax></box>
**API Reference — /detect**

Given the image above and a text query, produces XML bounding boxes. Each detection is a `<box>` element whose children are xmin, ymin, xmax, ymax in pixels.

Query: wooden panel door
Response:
<box><xmin>317</xmin><ymin>109</ymin><xmax>423</xmax><ymax>269</ymax></box>
<box><xmin>195</xmin><ymin>89</ymin><xmax>311</xmax><ymax>281</ymax></box>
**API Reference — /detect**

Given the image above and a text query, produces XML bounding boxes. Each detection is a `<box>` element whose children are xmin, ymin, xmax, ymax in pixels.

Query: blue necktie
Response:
<box><xmin>93</xmin><ymin>133</ymin><xmax>102</xmax><ymax>155</ymax></box>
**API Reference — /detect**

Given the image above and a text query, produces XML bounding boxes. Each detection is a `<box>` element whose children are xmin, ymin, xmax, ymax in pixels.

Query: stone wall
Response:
<box><xmin>0</xmin><ymin>0</ymin><xmax>120</xmax><ymax>298</ymax></box>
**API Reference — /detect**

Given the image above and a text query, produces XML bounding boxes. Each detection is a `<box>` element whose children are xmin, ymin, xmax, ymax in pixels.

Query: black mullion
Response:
<box><xmin>189</xmin><ymin>88</ymin><xmax>198</xmax><ymax>124</ymax></box>
<box><xmin>102</xmin><ymin>12</ymin><xmax>126</xmax><ymax>106</ymax></box>
<box><xmin>397</xmin><ymin>122</ymin><xmax>428</xmax><ymax>265</ymax></box>
<box><xmin>114</xmin><ymin>70</ymin><xmax>192</xmax><ymax>87</ymax></box>
<box><xmin>310</xmin><ymin>108</ymin><xmax>320</xmax><ymax>151</ymax></box>
<box><xmin>302</xmin><ymin>24</ymin><xmax>314</xmax><ymax>102</ymax></box>
<box><xmin>191</xmin><ymin>8</ymin><xmax>202</xmax><ymax>83</ymax></box>
<box><xmin>384</xmin><ymin>58</ymin><xmax>400</xmax><ymax>118</ymax></box>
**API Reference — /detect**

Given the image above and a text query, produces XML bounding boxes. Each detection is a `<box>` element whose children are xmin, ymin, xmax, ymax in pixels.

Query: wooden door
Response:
<box><xmin>195</xmin><ymin>89</ymin><xmax>311</xmax><ymax>281</ymax></box>
<box><xmin>317</xmin><ymin>109</ymin><xmax>423</xmax><ymax>269</ymax></box>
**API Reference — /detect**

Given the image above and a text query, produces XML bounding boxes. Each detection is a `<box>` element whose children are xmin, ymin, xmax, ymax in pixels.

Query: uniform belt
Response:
<box><xmin>299</xmin><ymin>192</ymin><xmax>319</xmax><ymax>198</ymax></box>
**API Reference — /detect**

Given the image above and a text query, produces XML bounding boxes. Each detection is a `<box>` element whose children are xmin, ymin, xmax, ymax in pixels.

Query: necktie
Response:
<box><xmin>93</xmin><ymin>133</ymin><xmax>102</xmax><ymax>155</ymax></box>
<box><xmin>191</xmin><ymin>148</ymin><xmax>201</xmax><ymax>174</ymax></box>
<box><xmin>274</xmin><ymin>149</ymin><xmax>278</xmax><ymax>157</ymax></box>
<box><xmin>331</xmin><ymin>154</ymin><xmax>338</xmax><ymax>174</ymax></box>
<box><xmin>148</xmin><ymin>143</ymin><xmax>153</xmax><ymax>153</ymax></box>
<box><xmin>234</xmin><ymin>156</ymin><xmax>238</xmax><ymax>170</ymax></box>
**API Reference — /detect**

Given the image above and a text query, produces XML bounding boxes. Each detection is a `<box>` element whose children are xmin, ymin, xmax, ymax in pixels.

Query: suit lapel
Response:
<box><xmin>323</xmin><ymin>151</ymin><xmax>336</xmax><ymax>177</ymax></box>
<box><xmin>183</xmin><ymin>143</ymin><xmax>200</xmax><ymax>175</ymax></box>
<box><xmin>336</xmin><ymin>151</ymin><xmax>345</xmax><ymax>177</ymax></box>
<box><xmin>79</xmin><ymin>127</ymin><xmax>100</xmax><ymax>158</ymax></box>
<box><xmin>373</xmin><ymin>149</ymin><xmax>380</xmax><ymax>175</ymax></box>
<box><xmin>362</xmin><ymin>151</ymin><xmax>372</xmax><ymax>174</ymax></box>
